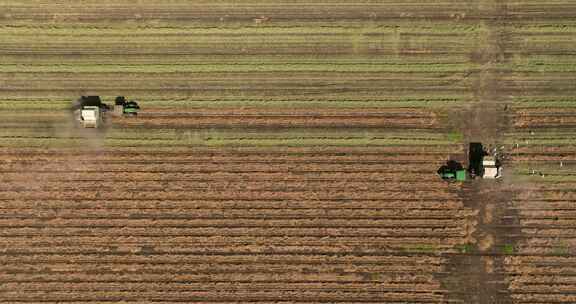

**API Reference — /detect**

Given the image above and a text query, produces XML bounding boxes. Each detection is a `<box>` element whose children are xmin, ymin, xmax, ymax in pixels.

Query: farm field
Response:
<box><xmin>0</xmin><ymin>0</ymin><xmax>576</xmax><ymax>303</ymax></box>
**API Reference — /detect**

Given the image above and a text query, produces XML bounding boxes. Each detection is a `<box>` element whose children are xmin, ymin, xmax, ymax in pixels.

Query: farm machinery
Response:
<box><xmin>438</xmin><ymin>142</ymin><xmax>502</xmax><ymax>182</ymax></box>
<box><xmin>72</xmin><ymin>96</ymin><xmax>140</xmax><ymax>128</ymax></box>
<box><xmin>114</xmin><ymin>96</ymin><xmax>141</xmax><ymax>117</ymax></box>
<box><xmin>468</xmin><ymin>142</ymin><xmax>502</xmax><ymax>179</ymax></box>
<box><xmin>71</xmin><ymin>96</ymin><xmax>109</xmax><ymax>128</ymax></box>
<box><xmin>437</xmin><ymin>160</ymin><xmax>467</xmax><ymax>182</ymax></box>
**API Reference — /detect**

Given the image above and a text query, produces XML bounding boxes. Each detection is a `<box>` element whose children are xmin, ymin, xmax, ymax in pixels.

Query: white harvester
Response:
<box><xmin>72</xmin><ymin>96</ymin><xmax>109</xmax><ymax>128</ymax></box>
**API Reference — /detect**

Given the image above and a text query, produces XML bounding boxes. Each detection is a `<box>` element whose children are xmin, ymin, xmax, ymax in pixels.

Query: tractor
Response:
<box><xmin>468</xmin><ymin>142</ymin><xmax>502</xmax><ymax>179</ymax></box>
<box><xmin>437</xmin><ymin>160</ymin><xmax>467</xmax><ymax>182</ymax></box>
<box><xmin>114</xmin><ymin>96</ymin><xmax>140</xmax><ymax>117</ymax></box>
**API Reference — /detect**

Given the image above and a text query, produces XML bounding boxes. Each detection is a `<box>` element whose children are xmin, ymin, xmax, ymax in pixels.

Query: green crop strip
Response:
<box><xmin>0</xmin><ymin>63</ymin><xmax>476</xmax><ymax>74</ymax></box>
<box><xmin>503</xmin><ymin>138</ymin><xmax>576</xmax><ymax>146</ymax></box>
<box><xmin>0</xmin><ymin>54</ymin><xmax>472</xmax><ymax>65</ymax></box>
<box><xmin>0</xmin><ymin>96</ymin><xmax>469</xmax><ymax>110</ymax></box>
<box><xmin>508</xmin><ymin>23</ymin><xmax>576</xmax><ymax>34</ymax></box>
<box><xmin>0</xmin><ymin>30</ymin><xmax>477</xmax><ymax>48</ymax></box>
<box><xmin>512</xmin><ymin>97</ymin><xmax>576</xmax><ymax>108</ymax></box>
<box><xmin>0</xmin><ymin>137</ymin><xmax>457</xmax><ymax>148</ymax></box>
<box><xmin>0</xmin><ymin>129</ymin><xmax>460</xmax><ymax>148</ymax></box>
<box><xmin>0</xmin><ymin>22</ymin><xmax>483</xmax><ymax>35</ymax></box>
<box><xmin>510</xmin><ymin>165</ymin><xmax>576</xmax><ymax>182</ymax></box>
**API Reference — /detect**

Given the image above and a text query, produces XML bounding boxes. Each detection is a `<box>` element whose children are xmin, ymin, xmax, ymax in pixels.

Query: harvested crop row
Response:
<box><xmin>0</xmin><ymin>199</ymin><xmax>467</xmax><ymax>210</ymax></box>
<box><xmin>0</xmin><ymin>145</ymin><xmax>464</xmax><ymax>156</ymax></box>
<box><xmin>0</xmin><ymin>180</ymin><xmax>451</xmax><ymax>192</ymax></box>
<box><xmin>0</xmin><ymin>190</ymin><xmax>459</xmax><ymax>201</ymax></box>
<box><xmin>0</xmin><ymin>164</ymin><xmax>445</xmax><ymax>174</ymax></box>
<box><xmin>3</xmin><ymin>0</ymin><xmax>573</xmax><ymax>21</ymax></box>
<box><xmin>0</xmin><ymin>151</ymin><xmax>456</xmax><ymax>162</ymax></box>
<box><xmin>113</xmin><ymin>116</ymin><xmax>438</xmax><ymax>129</ymax></box>
<box><xmin>0</xmin><ymin>235</ymin><xmax>465</xmax><ymax>246</ymax></box>
<box><xmin>0</xmin><ymin>206</ymin><xmax>466</xmax><ymax>219</ymax></box>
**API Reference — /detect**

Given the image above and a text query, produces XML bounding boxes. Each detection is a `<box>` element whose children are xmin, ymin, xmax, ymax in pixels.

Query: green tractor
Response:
<box><xmin>114</xmin><ymin>96</ymin><xmax>140</xmax><ymax>116</ymax></box>
<box><xmin>437</xmin><ymin>160</ymin><xmax>467</xmax><ymax>182</ymax></box>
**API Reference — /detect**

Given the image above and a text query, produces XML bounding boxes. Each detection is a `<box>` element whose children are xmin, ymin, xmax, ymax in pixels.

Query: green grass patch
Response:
<box><xmin>502</xmin><ymin>244</ymin><xmax>515</xmax><ymax>255</ymax></box>
<box><xmin>446</xmin><ymin>131</ymin><xmax>464</xmax><ymax>143</ymax></box>
<box><xmin>552</xmin><ymin>242</ymin><xmax>570</xmax><ymax>255</ymax></box>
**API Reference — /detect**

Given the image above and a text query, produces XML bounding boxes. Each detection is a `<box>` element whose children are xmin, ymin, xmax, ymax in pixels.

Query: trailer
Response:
<box><xmin>468</xmin><ymin>142</ymin><xmax>487</xmax><ymax>178</ymax></box>
<box><xmin>437</xmin><ymin>160</ymin><xmax>467</xmax><ymax>182</ymax></box>
<box><xmin>469</xmin><ymin>142</ymin><xmax>502</xmax><ymax>179</ymax></box>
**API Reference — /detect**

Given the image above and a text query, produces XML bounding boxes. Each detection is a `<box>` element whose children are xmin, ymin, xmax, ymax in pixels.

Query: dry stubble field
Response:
<box><xmin>0</xmin><ymin>1</ymin><xmax>576</xmax><ymax>303</ymax></box>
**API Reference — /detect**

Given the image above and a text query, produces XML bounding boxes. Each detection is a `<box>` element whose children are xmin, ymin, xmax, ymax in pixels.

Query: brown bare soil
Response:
<box><xmin>0</xmin><ymin>147</ymin><xmax>470</xmax><ymax>302</ymax></box>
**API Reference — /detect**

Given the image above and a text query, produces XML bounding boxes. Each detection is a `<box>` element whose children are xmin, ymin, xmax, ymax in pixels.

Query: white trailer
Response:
<box><xmin>482</xmin><ymin>156</ymin><xmax>502</xmax><ymax>179</ymax></box>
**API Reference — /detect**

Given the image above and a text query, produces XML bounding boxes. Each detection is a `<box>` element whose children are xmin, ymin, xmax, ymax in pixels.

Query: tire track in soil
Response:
<box><xmin>439</xmin><ymin>1</ymin><xmax>521</xmax><ymax>303</ymax></box>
